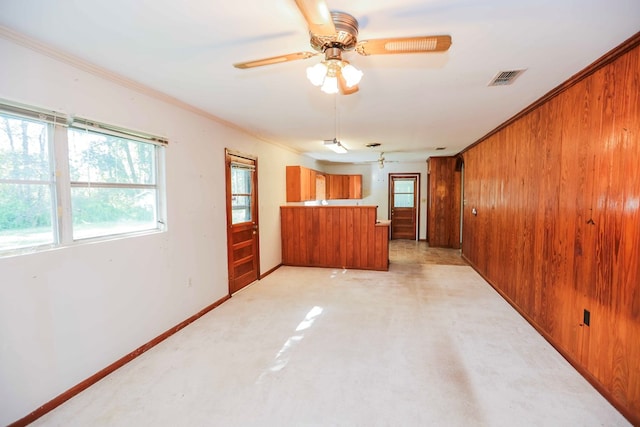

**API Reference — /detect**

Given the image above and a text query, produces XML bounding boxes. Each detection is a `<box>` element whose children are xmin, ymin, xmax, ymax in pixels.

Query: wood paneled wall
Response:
<box><xmin>281</xmin><ymin>206</ymin><xmax>389</xmax><ymax>271</ymax></box>
<box><xmin>427</xmin><ymin>156</ymin><xmax>461</xmax><ymax>248</ymax></box>
<box><xmin>461</xmin><ymin>34</ymin><xmax>640</xmax><ymax>424</ymax></box>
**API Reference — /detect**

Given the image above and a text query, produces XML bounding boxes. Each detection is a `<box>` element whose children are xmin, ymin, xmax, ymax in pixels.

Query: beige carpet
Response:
<box><xmin>31</xmin><ymin>242</ymin><xmax>629</xmax><ymax>426</ymax></box>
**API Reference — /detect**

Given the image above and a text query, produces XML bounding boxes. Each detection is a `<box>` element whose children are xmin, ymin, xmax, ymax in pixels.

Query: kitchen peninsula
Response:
<box><xmin>281</xmin><ymin>205</ymin><xmax>390</xmax><ymax>271</ymax></box>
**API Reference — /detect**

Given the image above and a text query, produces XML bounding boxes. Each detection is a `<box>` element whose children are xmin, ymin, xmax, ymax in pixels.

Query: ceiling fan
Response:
<box><xmin>376</xmin><ymin>152</ymin><xmax>399</xmax><ymax>169</ymax></box>
<box><xmin>378</xmin><ymin>152</ymin><xmax>386</xmax><ymax>168</ymax></box>
<box><xmin>356</xmin><ymin>151</ymin><xmax>397</xmax><ymax>168</ymax></box>
<box><xmin>233</xmin><ymin>0</ymin><xmax>452</xmax><ymax>95</ymax></box>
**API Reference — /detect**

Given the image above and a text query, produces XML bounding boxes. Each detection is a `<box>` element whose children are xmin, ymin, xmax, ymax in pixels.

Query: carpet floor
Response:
<box><xmin>31</xmin><ymin>241</ymin><xmax>629</xmax><ymax>426</ymax></box>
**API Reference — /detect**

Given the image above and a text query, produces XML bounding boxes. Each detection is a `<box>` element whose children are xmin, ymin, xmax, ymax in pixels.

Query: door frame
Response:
<box><xmin>457</xmin><ymin>156</ymin><xmax>464</xmax><ymax>249</ymax></box>
<box><xmin>388</xmin><ymin>173</ymin><xmax>420</xmax><ymax>240</ymax></box>
<box><xmin>225</xmin><ymin>149</ymin><xmax>260</xmax><ymax>295</ymax></box>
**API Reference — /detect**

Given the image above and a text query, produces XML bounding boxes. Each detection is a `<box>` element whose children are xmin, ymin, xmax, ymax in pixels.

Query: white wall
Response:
<box><xmin>0</xmin><ymin>36</ymin><xmax>313</xmax><ymax>425</ymax></box>
<box><xmin>323</xmin><ymin>162</ymin><xmax>429</xmax><ymax>240</ymax></box>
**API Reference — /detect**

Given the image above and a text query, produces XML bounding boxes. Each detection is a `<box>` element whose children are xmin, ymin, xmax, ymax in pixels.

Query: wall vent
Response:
<box><xmin>488</xmin><ymin>69</ymin><xmax>526</xmax><ymax>86</ymax></box>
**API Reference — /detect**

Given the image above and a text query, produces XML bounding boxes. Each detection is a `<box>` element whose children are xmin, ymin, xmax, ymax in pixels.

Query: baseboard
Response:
<box><xmin>260</xmin><ymin>263</ymin><xmax>282</xmax><ymax>280</ymax></box>
<box><xmin>461</xmin><ymin>254</ymin><xmax>638</xmax><ymax>426</ymax></box>
<box><xmin>9</xmin><ymin>294</ymin><xmax>231</xmax><ymax>427</ymax></box>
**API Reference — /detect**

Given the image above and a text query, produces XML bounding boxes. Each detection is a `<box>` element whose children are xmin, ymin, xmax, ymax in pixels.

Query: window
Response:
<box><xmin>393</xmin><ymin>179</ymin><xmax>415</xmax><ymax>208</ymax></box>
<box><xmin>0</xmin><ymin>114</ymin><xmax>56</xmax><ymax>250</ymax></box>
<box><xmin>230</xmin><ymin>163</ymin><xmax>253</xmax><ymax>224</ymax></box>
<box><xmin>68</xmin><ymin>128</ymin><xmax>159</xmax><ymax>239</ymax></box>
<box><xmin>0</xmin><ymin>100</ymin><xmax>167</xmax><ymax>255</ymax></box>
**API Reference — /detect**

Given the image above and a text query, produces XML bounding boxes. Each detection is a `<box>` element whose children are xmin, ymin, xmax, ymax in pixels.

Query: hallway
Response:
<box><xmin>31</xmin><ymin>241</ymin><xmax>629</xmax><ymax>426</ymax></box>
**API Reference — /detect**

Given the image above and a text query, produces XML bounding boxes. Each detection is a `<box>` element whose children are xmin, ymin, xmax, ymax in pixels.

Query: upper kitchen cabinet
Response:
<box><xmin>286</xmin><ymin>166</ymin><xmax>316</xmax><ymax>202</ymax></box>
<box><xmin>327</xmin><ymin>174</ymin><xmax>347</xmax><ymax>199</ymax></box>
<box><xmin>286</xmin><ymin>166</ymin><xmax>361</xmax><ymax>201</ymax></box>
<box><xmin>348</xmin><ymin>174</ymin><xmax>362</xmax><ymax>199</ymax></box>
<box><xmin>328</xmin><ymin>174</ymin><xmax>362</xmax><ymax>199</ymax></box>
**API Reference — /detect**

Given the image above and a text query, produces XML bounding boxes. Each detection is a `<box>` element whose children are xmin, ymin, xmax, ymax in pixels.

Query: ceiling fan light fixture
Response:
<box><xmin>341</xmin><ymin>62</ymin><xmax>363</xmax><ymax>87</ymax></box>
<box><xmin>306</xmin><ymin>55</ymin><xmax>362</xmax><ymax>94</ymax></box>
<box><xmin>306</xmin><ymin>62</ymin><xmax>327</xmax><ymax>86</ymax></box>
<box><xmin>320</xmin><ymin>75</ymin><xmax>339</xmax><ymax>94</ymax></box>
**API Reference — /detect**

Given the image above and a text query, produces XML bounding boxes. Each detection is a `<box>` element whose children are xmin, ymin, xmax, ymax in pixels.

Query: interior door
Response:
<box><xmin>389</xmin><ymin>174</ymin><xmax>418</xmax><ymax>240</ymax></box>
<box><xmin>225</xmin><ymin>149</ymin><xmax>260</xmax><ymax>294</ymax></box>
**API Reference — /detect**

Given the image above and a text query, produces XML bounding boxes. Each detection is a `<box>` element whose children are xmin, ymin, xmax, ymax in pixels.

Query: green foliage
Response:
<box><xmin>1</xmin><ymin>116</ymin><xmax>158</xmax><ymax>240</ymax></box>
<box><xmin>0</xmin><ymin>116</ymin><xmax>52</xmax><ymax>231</ymax></box>
<box><xmin>71</xmin><ymin>188</ymin><xmax>155</xmax><ymax>225</ymax></box>
<box><xmin>68</xmin><ymin>129</ymin><xmax>155</xmax><ymax>184</ymax></box>
<box><xmin>0</xmin><ymin>184</ymin><xmax>52</xmax><ymax>230</ymax></box>
<box><xmin>67</xmin><ymin>129</ymin><xmax>157</xmax><ymax>227</ymax></box>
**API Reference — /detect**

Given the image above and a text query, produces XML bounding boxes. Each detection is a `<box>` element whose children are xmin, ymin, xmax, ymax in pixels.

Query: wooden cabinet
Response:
<box><xmin>427</xmin><ymin>157</ymin><xmax>461</xmax><ymax>248</ymax></box>
<box><xmin>348</xmin><ymin>174</ymin><xmax>362</xmax><ymax>199</ymax></box>
<box><xmin>327</xmin><ymin>174</ymin><xmax>347</xmax><ymax>199</ymax></box>
<box><xmin>287</xmin><ymin>166</ymin><xmax>362</xmax><ymax>201</ymax></box>
<box><xmin>326</xmin><ymin>174</ymin><xmax>362</xmax><ymax>200</ymax></box>
<box><xmin>286</xmin><ymin>166</ymin><xmax>316</xmax><ymax>202</ymax></box>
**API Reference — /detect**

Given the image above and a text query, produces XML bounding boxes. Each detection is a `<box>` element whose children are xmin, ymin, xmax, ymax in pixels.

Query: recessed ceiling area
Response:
<box><xmin>0</xmin><ymin>0</ymin><xmax>638</xmax><ymax>164</ymax></box>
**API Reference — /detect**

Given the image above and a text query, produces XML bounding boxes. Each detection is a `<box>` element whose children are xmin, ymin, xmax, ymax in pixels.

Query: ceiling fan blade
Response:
<box><xmin>338</xmin><ymin>71</ymin><xmax>359</xmax><ymax>95</ymax></box>
<box><xmin>355</xmin><ymin>35</ymin><xmax>452</xmax><ymax>56</ymax></box>
<box><xmin>233</xmin><ymin>51</ymin><xmax>317</xmax><ymax>69</ymax></box>
<box><xmin>294</xmin><ymin>0</ymin><xmax>336</xmax><ymax>37</ymax></box>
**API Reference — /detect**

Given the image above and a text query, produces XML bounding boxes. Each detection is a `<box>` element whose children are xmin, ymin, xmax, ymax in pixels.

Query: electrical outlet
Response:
<box><xmin>583</xmin><ymin>309</ymin><xmax>590</xmax><ymax>326</ymax></box>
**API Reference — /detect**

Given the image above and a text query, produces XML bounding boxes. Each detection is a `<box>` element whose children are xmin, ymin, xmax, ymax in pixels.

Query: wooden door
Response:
<box><xmin>225</xmin><ymin>150</ymin><xmax>260</xmax><ymax>294</ymax></box>
<box><xmin>389</xmin><ymin>174</ymin><xmax>419</xmax><ymax>240</ymax></box>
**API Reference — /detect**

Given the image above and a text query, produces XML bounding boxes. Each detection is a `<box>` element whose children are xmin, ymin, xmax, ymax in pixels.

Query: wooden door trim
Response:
<box><xmin>225</xmin><ymin>149</ymin><xmax>260</xmax><ymax>295</ymax></box>
<box><xmin>388</xmin><ymin>173</ymin><xmax>420</xmax><ymax>240</ymax></box>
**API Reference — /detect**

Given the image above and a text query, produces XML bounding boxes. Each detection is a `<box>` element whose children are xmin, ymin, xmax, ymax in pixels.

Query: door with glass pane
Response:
<box><xmin>225</xmin><ymin>150</ymin><xmax>259</xmax><ymax>294</ymax></box>
<box><xmin>389</xmin><ymin>174</ymin><xmax>418</xmax><ymax>240</ymax></box>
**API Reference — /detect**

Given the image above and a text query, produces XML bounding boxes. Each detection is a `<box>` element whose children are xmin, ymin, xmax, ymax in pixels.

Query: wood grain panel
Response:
<box><xmin>349</xmin><ymin>175</ymin><xmax>363</xmax><ymax>199</ymax></box>
<box><xmin>427</xmin><ymin>157</ymin><xmax>461</xmax><ymax>248</ymax></box>
<box><xmin>461</xmin><ymin>34</ymin><xmax>640</xmax><ymax>425</ymax></box>
<box><xmin>281</xmin><ymin>206</ymin><xmax>389</xmax><ymax>271</ymax></box>
<box><xmin>286</xmin><ymin>165</ymin><xmax>314</xmax><ymax>202</ymax></box>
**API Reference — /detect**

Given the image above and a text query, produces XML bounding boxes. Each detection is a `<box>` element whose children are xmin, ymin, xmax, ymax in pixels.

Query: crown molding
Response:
<box><xmin>0</xmin><ymin>25</ymin><xmax>299</xmax><ymax>154</ymax></box>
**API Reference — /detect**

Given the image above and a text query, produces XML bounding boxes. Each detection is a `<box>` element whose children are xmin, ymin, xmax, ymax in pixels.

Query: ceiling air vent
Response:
<box><xmin>488</xmin><ymin>69</ymin><xmax>526</xmax><ymax>86</ymax></box>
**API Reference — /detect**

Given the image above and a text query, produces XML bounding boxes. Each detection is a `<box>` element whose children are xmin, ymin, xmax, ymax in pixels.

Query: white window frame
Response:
<box><xmin>0</xmin><ymin>99</ymin><xmax>167</xmax><ymax>257</ymax></box>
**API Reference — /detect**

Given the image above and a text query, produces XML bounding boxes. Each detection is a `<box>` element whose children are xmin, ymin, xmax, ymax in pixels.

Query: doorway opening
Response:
<box><xmin>389</xmin><ymin>174</ymin><xmax>420</xmax><ymax>240</ymax></box>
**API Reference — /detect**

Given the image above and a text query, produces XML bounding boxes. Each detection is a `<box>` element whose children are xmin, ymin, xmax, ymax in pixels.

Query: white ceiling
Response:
<box><xmin>1</xmin><ymin>0</ymin><xmax>639</xmax><ymax>164</ymax></box>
